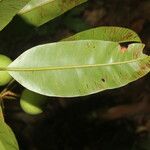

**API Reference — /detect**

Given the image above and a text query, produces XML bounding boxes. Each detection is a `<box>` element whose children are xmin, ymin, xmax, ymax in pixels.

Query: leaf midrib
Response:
<box><xmin>2</xmin><ymin>56</ymin><xmax>149</xmax><ymax>72</ymax></box>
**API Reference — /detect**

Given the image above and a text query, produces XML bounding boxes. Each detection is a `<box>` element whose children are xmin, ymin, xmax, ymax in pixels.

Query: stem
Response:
<box><xmin>1</xmin><ymin>79</ymin><xmax>16</xmax><ymax>95</ymax></box>
<box><xmin>0</xmin><ymin>79</ymin><xmax>17</xmax><ymax>122</ymax></box>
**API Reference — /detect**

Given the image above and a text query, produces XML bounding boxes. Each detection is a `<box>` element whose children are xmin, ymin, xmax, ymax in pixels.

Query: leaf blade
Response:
<box><xmin>18</xmin><ymin>0</ymin><xmax>87</xmax><ymax>26</ymax></box>
<box><xmin>64</xmin><ymin>26</ymin><xmax>142</xmax><ymax>43</ymax></box>
<box><xmin>0</xmin><ymin>0</ymin><xmax>30</xmax><ymax>31</ymax></box>
<box><xmin>8</xmin><ymin>40</ymin><xmax>150</xmax><ymax>97</ymax></box>
<box><xmin>0</xmin><ymin>121</ymin><xmax>19</xmax><ymax>150</ymax></box>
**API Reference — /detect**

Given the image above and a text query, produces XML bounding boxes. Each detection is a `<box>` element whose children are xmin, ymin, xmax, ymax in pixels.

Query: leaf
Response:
<box><xmin>0</xmin><ymin>0</ymin><xmax>30</xmax><ymax>31</ymax></box>
<box><xmin>0</xmin><ymin>121</ymin><xmax>19</xmax><ymax>150</ymax></box>
<box><xmin>64</xmin><ymin>26</ymin><xmax>142</xmax><ymax>43</ymax></box>
<box><xmin>18</xmin><ymin>0</ymin><xmax>87</xmax><ymax>26</ymax></box>
<box><xmin>7</xmin><ymin>40</ymin><xmax>150</xmax><ymax>97</ymax></box>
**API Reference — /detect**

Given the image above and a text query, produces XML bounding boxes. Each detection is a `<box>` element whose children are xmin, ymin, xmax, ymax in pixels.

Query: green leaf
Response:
<box><xmin>64</xmin><ymin>26</ymin><xmax>142</xmax><ymax>43</ymax></box>
<box><xmin>18</xmin><ymin>0</ymin><xmax>87</xmax><ymax>26</ymax></box>
<box><xmin>7</xmin><ymin>40</ymin><xmax>150</xmax><ymax>97</ymax></box>
<box><xmin>0</xmin><ymin>0</ymin><xmax>30</xmax><ymax>31</ymax></box>
<box><xmin>0</xmin><ymin>121</ymin><xmax>19</xmax><ymax>150</ymax></box>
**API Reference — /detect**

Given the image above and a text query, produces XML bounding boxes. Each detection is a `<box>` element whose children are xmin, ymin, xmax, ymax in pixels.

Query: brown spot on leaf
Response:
<box><xmin>120</xmin><ymin>46</ymin><xmax>128</xmax><ymax>53</ymax></box>
<box><xmin>122</xmin><ymin>32</ymin><xmax>133</xmax><ymax>40</ymax></box>
<box><xmin>101</xmin><ymin>78</ymin><xmax>105</xmax><ymax>82</ymax></box>
<box><xmin>134</xmin><ymin>51</ymin><xmax>140</xmax><ymax>59</ymax></box>
<box><xmin>140</xmin><ymin>65</ymin><xmax>147</xmax><ymax>71</ymax></box>
<box><xmin>136</xmin><ymin>61</ymin><xmax>150</xmax><ymax>75</ymax></box>
<box><xmin>146</xmin><ymin>60</ymin><xmax>150</xmax><ymax>68</ymax></box>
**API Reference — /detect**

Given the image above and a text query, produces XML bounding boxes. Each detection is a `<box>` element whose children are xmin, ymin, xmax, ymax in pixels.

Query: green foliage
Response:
<box><xmin>0</xmin><ymin>121</ymin><xmax>19</xmax><ymax>150</ymax></box>
<box><xmin>18</xmin><ymin>0</ymin><xmax>87</xmax><ymax>26</ymax></box>
<box><xmin>7</xmin><ymin>39</ymin><xmax>150</xmax><ymax>97</ymax></box>
<box><xmin>20</xmin><ymin>89</ymin><xmax>47</xmax><ymax>115</ymax></box>
<box><xmin>0</xmin><ymin>1</ymin><xmax>92</xmax><ymax>149</ymax></box>
<box><xmin>0</xmin><ymin>0</ymin><xmax>30</xmax><ymax>31</ymax></box>
<box><xmin>64</xmin><ymin>26</ymin><xmax>141</xmax><ymax>43</ymax></box>
<box><xmin>0</xmin><ymin>1</ymin><xmax>149</xmax><ymax>149</ymax></box>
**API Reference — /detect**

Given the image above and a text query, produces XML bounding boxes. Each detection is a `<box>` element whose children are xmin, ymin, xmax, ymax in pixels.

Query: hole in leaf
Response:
<box><xmin>101</xmin><ymin>78</ymin><xmax>105</xmax><ymax>82</ymax></box>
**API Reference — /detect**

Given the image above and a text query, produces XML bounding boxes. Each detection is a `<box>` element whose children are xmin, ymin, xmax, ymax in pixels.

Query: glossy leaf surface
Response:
<box><xmin>64</xmin><ymin>26</ymin><xmax>141</xmax><ymax>43</ymax></box>
<box><xmin>0</xmin><ymin>0</ymin><xmax>30</xmax><ymax>31</ymax></box>
<box><xmin>0</xmin><ymin>122</ymin><xmax>19</xmax><ymax>150</ymax></box>
<box><xmin>18</xmin><ymin>0</ymin><xmax>87</xmax><ymax>26</ymax></box>
<box><xmin>8</xmin><ymin>40</ymin><xmax>150</xmax><ymax>97</ymax></box>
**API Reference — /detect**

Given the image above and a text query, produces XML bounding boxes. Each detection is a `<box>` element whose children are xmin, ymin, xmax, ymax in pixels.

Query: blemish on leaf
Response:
<box><xmin>133</xmin><ymin>51</ymin><xmax>139</xmax><ymax>59</ymax></box>
<box><xmin>101</xmin><ymin>78</ymin><xmax>105</xmax><ymax>82</ymax></box>
<box><xmin>122</xmin><ymin>32</ymin><xmax>133</xmax><ymax>40</ymax></box>
<box><xmin>87</xmin><ymin>42</ymin><xmax>92</xmax><ymax>48</ymax></box>
<box><xmin>120</xmin><ymin>46</ymin><xmax>128</xmax><ymax>53</ymax></box>
<box><xmin>141</xmin><ymin>66</ymin><xmax>146</xmax><ymax>71</ymax></box>
<box><xmin>136</xmin><ymin>60</ymin><xmax>150</xmax><ymax>75</ymax></box>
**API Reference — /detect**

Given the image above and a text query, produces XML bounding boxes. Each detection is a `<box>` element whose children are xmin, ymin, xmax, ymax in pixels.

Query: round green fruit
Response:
<box><xmin>0</xmin><ymin>54</ymin><xmax>12</xmax><ymax>86</ymax></box>
<box><xmin>20</xmin><ymin>89</ymin><xmax>47</xmax><ymax>115</ymax></box>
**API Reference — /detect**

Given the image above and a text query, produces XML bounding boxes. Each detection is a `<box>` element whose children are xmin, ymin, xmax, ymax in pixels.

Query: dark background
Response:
<box><xmin>0</xmin><ymin>0</ymin><xmax>150</xmax><ymax>149</ymax></box>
